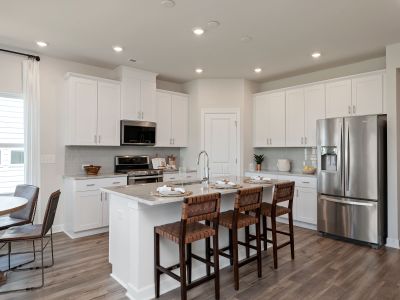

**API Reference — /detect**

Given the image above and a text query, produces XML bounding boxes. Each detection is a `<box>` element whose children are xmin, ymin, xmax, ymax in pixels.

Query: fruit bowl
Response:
<box><xmin>302</xmin><ymin>166</ymin><xmax>316</xmax><ymax>175</ymax></box>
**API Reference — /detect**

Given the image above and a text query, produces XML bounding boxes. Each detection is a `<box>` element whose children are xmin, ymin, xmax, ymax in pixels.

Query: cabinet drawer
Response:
<box><xmin>244</xmin><ymin>172</ymin><xmax>279</xmax><ymax>180</ymax></box>
<box><xmin>75</xmin><ymin>177</ymin><xmax>127</xmax><ymax>191</ymax></box>
<box><xmin>163</xmin><ymin>172</ymin><xmax>198</xmax><ymax>182</ymax></box>
<box><xmin>277</xmin><ymin>175</ymin><xmax>317</xmax><ymax>189</ymax></box>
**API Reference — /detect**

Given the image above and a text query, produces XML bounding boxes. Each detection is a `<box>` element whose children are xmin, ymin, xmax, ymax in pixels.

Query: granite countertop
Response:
<box><xmin>245</xmin><ymin>169</ymin><xmax>317</xmax><ymax>178</ymax></box>
<box><xmin>63</xmin><ymin>173</ymin><xmax>128</xmax><ymax>180</ymax></box>
<box><xmin>101</xmin><ymin>176</ymin><xmax>283</xmax><ymax>206</ymax></box>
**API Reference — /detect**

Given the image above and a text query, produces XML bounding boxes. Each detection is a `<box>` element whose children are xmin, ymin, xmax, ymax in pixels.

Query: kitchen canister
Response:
<box><xmin>277</xmin><ymin>159</ymin><xmax>291</xmax><ymax>172</ymax></box>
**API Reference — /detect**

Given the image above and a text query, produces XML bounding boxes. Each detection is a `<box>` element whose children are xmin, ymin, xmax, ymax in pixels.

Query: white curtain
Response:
<box><xmin>22</xmin><ymin>59</ymin><xmax>41</xmax><ymax>188</ymax></box>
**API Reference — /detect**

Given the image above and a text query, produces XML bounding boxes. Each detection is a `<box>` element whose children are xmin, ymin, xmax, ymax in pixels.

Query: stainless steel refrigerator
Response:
<box><xmin>317</xmin><ymin>115</ymin><xmax>387</xmax><ymax>246</ymax></box>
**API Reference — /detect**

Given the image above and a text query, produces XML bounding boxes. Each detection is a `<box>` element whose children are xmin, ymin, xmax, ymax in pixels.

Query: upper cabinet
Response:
<box><xmin>253</xmin><ymin>91</ymin><xmax>285</xmax><ymax>147</ymax></box>
<box><xmin>115</xmin><ymin>66</ymin><xmax>158</xmax><ymax>122</ymax></box>
<box><xmin>285</xmin><ymin>85</ymin><xmax>325</xmax><ymax>147</ymax></box>
<box><xmin>326</xmin><ymin>72</ymin><xmax>383</xmax><ymax>118</ymax></box>
<box><xmin>155</xmin><ymin>90</ymin><xmax>189</xmax><ymax>147</ymax></box>
<box><xmin>65</xmin><ymin>73</ymin><xmax>121</xmax><ymax>146</ymax></box>
<box><xmin>325</xmin><ymin>79</ymin><xmax>352</xmax><ymax>118</ymax></box>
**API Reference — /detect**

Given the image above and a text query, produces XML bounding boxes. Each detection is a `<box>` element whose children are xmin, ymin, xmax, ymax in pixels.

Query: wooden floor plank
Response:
<box><xmin>0</xmin><ymin>225</ymin><xmax>399</xmax><ymax>299</ymax></box>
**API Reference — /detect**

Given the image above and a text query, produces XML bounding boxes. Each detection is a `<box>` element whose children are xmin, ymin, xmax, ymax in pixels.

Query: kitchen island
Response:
<box><xmin>102</xmin><ymin>178</ymin><xmax>283</xmax><ymax>300</ymax></box>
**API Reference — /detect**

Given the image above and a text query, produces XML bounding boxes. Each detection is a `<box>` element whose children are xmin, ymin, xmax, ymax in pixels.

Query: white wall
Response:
<box><xmin>260</xmin><ymin>56</ymin><xmax>386</xmax><ymax>92</ymax></box>
<box><xmin>156</xmin><ymin>79</ymin><xmax>184</xmax><ymax>93</ymax></box>
<box><xmin>385</xmin><ymin>43</ymin><xmax>400</xmax><ymax>248</ymax></box>
<box><xmin>0</xmin><ymin>53</ymin><xmax>23</xmax><ymax>94</ymax></box>
<box><xmin>181</xmin><ymin>79</ymin><xmax>258</xmax><ymax>174</ymax></box>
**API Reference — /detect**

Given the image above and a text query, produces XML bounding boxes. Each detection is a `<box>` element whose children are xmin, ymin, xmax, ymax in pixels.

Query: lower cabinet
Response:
<box><xmin>244</xmin><ymin>171</ymin><xmax>317</xmax><ymax>227</ymax></box>
<box><xmin>63</xmin><ymin>176</ymin><xmax>127</xmax><ymax>238</ymax></box>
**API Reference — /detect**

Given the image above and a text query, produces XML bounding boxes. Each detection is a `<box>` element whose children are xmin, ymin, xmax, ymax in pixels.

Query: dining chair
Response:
<box><xmin>0</xmin><ymin>190</ymin><xmax>60</xmax><ymax>293</ymax></box>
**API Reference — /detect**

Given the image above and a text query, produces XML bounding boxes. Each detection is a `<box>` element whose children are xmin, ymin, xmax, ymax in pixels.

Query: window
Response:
<box><xmin>0</xmin><ymin>95</ymin><xmax>24</xmax><ymax>194</ymax></box>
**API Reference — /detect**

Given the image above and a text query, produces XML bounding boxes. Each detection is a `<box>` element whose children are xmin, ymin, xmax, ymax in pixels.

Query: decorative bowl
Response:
<box><xmin>84</xmin><ymin>165</ymin><xmax>101</xmax><ymax>175</ymax></box>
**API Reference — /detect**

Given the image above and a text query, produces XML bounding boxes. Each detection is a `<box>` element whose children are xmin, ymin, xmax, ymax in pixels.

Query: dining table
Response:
<box><xmin>0</xmin><ymin>196</ymin><xmax>28</xmax><ymax>285</ymax></box>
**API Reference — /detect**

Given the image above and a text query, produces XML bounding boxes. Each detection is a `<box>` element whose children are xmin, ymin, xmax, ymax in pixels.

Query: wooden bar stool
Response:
<box><xmin>217</xmin><ymin>187</ymin><xmax>263</xmax><ymax>291</ymax></box>
<box><xmin>249</xmin><ymin>181</ymin><xmax>295</xmax><ymax>269</ymax></box>
<box><xmin>154</xmin><ymin>193</ymin><xmax>221</xmax><ymax>300</ymax></box>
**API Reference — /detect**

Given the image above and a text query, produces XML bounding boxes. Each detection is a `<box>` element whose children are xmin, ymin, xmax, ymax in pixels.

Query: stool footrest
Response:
<box><xmin>187</xmin><ymin>273</ymin><xmax>216</xmax><ymax>290</ymax></box>
<box><xmin>238</xmin><ymin>255</ymin><xmax>258</xmax><ymax>268</ymax></box>
<box><xmin>191</xmin><ymin>253</ymin><xmax>214</xmax><ymax>267</ymax></box>
<box><xmin>237</xmin><ymin>241</ymin><xmax>257</xmax><ymax>250</ymax></box>
<box><xmin>156</xmin><ymin>266</ymin><xmax>180</xmax><ymax>282</ymax></box>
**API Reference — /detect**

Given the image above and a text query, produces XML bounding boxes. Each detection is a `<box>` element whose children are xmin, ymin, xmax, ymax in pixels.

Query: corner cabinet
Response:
<box><xmin>115</xmin><ymin>66</ymin><xmax>158</xmax><ymax>122</ymax></box>
<box><xmin>253</xmin><ymin>91</ymin><xmax>285</xmax><ymax>147</ymax></box>
<box><xmin>64</xmin><ymin>73</ymin><xmax>121</xmax><ymax>146</ymax></box>
<box><xmin>63</xmin><ymin>176</ymin><xmax>127</xmax><ymax>238</ymax></box>
<box><xmin>155</xmin><ymin>90</ymin><xmax>189</xmax><ymax>147</ymax></box>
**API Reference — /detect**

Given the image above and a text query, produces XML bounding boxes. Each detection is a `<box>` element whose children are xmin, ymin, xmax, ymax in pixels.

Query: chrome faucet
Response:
<box><xmin>197</xmin><ymin>150</ymin><xmax>210</xmax><ymax>184</ymax></box>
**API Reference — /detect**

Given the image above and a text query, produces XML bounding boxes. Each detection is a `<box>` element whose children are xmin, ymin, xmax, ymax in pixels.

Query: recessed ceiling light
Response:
<box><xmin>195</xmin><ymin>68</ymin><xmax>203</xmax><ymax>74</ymax></box>
<box><xmin>113</xmin><ymin>46</ymin><xmax>123</xmax><ymax>52</ymax></box>
<box><xmin>36</xmin><ymin>41</ymin><xmax>47</xmax><ymax>47</ymax></box>
<box><xmin>311</xmin><ymin>52</ymin><xmax>321</xmax><ymax>58</ymax></box>
<box><xmin>192</xmin><ymin>27</ymin><xmax>205</xmax><ymax>36</ymax></box>
<box><xmin>240</xmin><ymin>35</ymin><xmax>252</xmax><ymax>43</ymax></box>
<box><xmin>161</xmin><ymin>0</ymin><xmax>175</xmax><ymax>8</ymax></box>
<box><xmin>207</xmin><ymin>20</ymin><xmax>220</xmax><ymax>29</ymax></box>
<box><xmin>254</xmin><ymin>68</ymin><xmax>262</xmax><ymax>73</ymax></box>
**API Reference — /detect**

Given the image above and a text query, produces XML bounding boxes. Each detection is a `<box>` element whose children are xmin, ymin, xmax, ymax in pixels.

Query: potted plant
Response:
<box><xmin>253</xmin><ymin>154</ymin><xmax>264</xmax><ymax>171</ymax></box>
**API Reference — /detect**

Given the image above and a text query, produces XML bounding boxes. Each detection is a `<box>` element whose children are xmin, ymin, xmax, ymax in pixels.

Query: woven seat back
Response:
<box><xmin>234</xmin><ymin>187</ymin><xmax>263</xmax><ymax>212</ymax></box>
<box><xmin>181</xmin><ymin>193</ymin><xmax>221</xmax><ymax>224</ymax></box>
<box><xmin>272</xmin><ymin>182</ymin><xmax>295</xmax><ymax>205</ymax></box>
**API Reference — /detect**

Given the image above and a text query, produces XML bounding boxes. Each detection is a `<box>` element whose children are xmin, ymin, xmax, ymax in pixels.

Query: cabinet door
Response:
<box><xmin>326</xmin><ymin>79</ymin><xmax>352</xmax><ymax>118</ymax></box>
<box><xmin>295</xmin><ymin>187</ymin><xmax>317</xmax><ymax>225</ymax></box>
<box><xmin>97</xmin><ymin>81</ymin><xmax>121</xmax><ymax>146</ymax></box>
<box><xmin>352</xmin><ymin>74</ymin><xmax>383</xmax><ymax>116</ymax></box>
<box><xmin>267</xmin><ymin>91</ymin><xmax>286</xmax><ymax>147</ymax></box>
<box><xmin>155</xmin><ymin>92</ymin><xmax>172</xmax><ymax>147</ymax></box>
<box><xmin>285</xmin><ymin>88</ymin><xmax>305</xmax><ymax>147</ymax></box>
<box><xmin>253</xmin><ymin>95</ymin><xmax>269</xmax><ymax>147</ymax></box>
<box><xmin>171</xmin><ymin>94</ymin><xmax>189</xmax><ymax>147</ymax></box>
<box><xmin>304</xmin><ymin>84</ymin><xmax>326</xmax><ymax>147</ymax></box>
<box><xmin>141</xmin><ymin>80</ymin><xmax>156</xmax><ymax>122</ymax></box>
<box><xmin>71</xmin><ymin>77</ymin><xmax>98</xmax><ymax>145</ymax></box>
<box><xmin>121</xmin><ymin>76</ymin><xmax>141</xmax><ymax>120</ymax></box>
<box><xmin>102</xmin><ymin>191</ymin><xmax>109</xmax><ymax>227</ymax></box>
<box><xmin>74</xmin><ymin>190</ymin><xmax>103</xmax><ymax>232</ymax></box>
<box><xmin>383</xmin><ymin>73</ymin><xmax>387</xmax><ymax>114</ymax></box>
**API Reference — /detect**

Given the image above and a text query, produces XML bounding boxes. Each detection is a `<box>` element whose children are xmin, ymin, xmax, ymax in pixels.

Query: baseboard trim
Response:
<box><xmin>63</xmin><ymin>227</ymin><xmax>109</xmax><ymax>239</ymax></box>
<box><xmin>52</xmin><ymin>224</ymin><xmax>64</xmax><ymax>233</ymax></box>
<box><xmin>386</xmin><ymin>238</ymin><xmax>400</xmax><ymax>249</ymax></box>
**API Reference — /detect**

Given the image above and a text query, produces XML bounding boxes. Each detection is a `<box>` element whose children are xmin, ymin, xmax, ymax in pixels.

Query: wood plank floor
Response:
<box><xmin>0</xmin><ymin>225</ymin><xmax>399</xmax><ymax>299</ymax></box>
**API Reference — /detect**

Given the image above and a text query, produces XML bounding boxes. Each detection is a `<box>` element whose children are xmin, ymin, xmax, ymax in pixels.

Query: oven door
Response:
<box><xmin>128</xmin><ymin>175</ymin><xmax>163</xmax><ymax>185</ymax></box>
<box><xmin>121</xmin><ymin>120</ymin><xmax>156</xmax><ymax>146</ymax></box>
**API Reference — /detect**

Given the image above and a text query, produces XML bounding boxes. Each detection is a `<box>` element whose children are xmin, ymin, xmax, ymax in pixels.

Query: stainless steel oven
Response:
<box><xmin>114</xmin><ymin>155</ymin><xmax>163</xmax><ymax>185</ymax></box>
<box><xmin>120</xmin><ymin>120</ymin><xmax>156</xmax><ymax>146</ymax></box>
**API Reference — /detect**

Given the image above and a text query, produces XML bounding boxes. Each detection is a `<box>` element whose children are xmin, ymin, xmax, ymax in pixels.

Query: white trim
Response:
<box><xmin>64</xmin><ymin>72</ymin><xmax>121</xmax><ymax>84</ymax></box>
<box><xmin>386</xmin><ymin>238</ymin><xmax>400</xmax><ymax>249</ymax></box>
<box><xmin>200</xmin><ymin>108</ymin><xmax>241</xmax><ymax>176</ymax></box>
<box><xmin>254</xmin><ymin>69</ymin><xmax>386</xmax><ymax>96</ymax></box>
<box><xmin>63</xmin><ymin>227</ymin><xmax>109</xmax><ymax>239</ymax></box>
<box><xmin>156</xmin><ymin>89</ymin><xmax>188</xmax><ymax>97</ymax></box>
<box><xmin>52</xmin><ymin>224</ymin><xmax>64</xmax><ymax>234</ymax></box>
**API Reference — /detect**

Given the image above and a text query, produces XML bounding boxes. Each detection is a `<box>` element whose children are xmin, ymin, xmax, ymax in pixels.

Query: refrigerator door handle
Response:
<box><xmin>322</xmin><ymin>196</ymin><xmax>374</xmax><ymax>207</ymax></box>
<box><xmin>346</xmin><ymin>125</ymin><xmax>350</xmax><ymax>191</ymax></box>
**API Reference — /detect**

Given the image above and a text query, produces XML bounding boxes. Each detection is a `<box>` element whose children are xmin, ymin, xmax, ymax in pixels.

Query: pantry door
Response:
<box><xmin>202</xmin><ymin>110</ymin><xmax>240</xmax><ymax>178</ymax></box>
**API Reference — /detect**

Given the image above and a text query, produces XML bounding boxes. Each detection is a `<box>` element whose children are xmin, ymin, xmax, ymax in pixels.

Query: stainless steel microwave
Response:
<box><xmin>120</xmin><ymin>120</ymin><xmax>156</xmax><ymax>146</ymax></box>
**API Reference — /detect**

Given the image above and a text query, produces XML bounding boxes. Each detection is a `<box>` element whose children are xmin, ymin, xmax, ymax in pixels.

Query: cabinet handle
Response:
<box><xmin>348</xmin><ymin>106</ymin><xmax>351</xmax><ymax>114</ymax></box>
<box><xmin>98</xmin><ymin>135</ymin><xmax>101</xmax><ymax>144</ymax></box>
<box><xmin>270</xmin><ymin>138</ymin><xmax>272</xmax><ymax>145</ymax></box>
<box><xmin>113</xmin><ymin>181</ymin><xmax>121</xmax><ymax>184</ymax></box>
<box><xmin>137</xmin><ymin>111</ymin><xmax>141</xmax><ymax>119</ymax></box>
<box><xmin>100</xmin><ymin>192</ymin><xmax>103</xmax><ymax>202</ymax></box>
<box><xmin>94</xmin><ymin>135</ymin><xmax>97</xmax><ymax>144</ymax></box>
<box><xmin>353</xmin><ymin>105</ymin><xmax>356</xmax><ymax>114</ymax></box>
<box><xmin>86</xmin><ymin>184</ymin><xmax>95</xmax><ymax>187</ymax></box>
<box><xmin>172</xmin><ymin>138</ymin><xmax>175</xmax><ymax>145</ymax></box>
<box><xmin>302</xmin><ymin>181</ymin><xmax>310</xmax><ymax>184</ymax></box>
<box><xmin>301</xmin><ymin>137</ymin><xmax>303</xmax><ymax>144</ymax></box>
<box><xmin>141</xmin><ymin>111</ymin><xmax>144</xmax><ymax>119</ymax></box>
<box><xmin>304</xmin><ymin>137</ymin><xmax>307</xmax><ymax>145</ymax></box>
<box><xmin>296</xmin><ymin>189</ymin><xmax>299</xmax><ymax>197</ymax></box>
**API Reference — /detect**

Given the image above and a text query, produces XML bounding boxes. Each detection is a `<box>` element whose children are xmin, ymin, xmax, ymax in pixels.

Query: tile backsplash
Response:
<box><xmin>64</xmin><ymin>146</ymin><xmax>180</xmax><ymax>175</ymax></box>
<box><xmin>253</xmin><ymin>147</ymin><xmax>317</xmax><ymax>172</ymax></box>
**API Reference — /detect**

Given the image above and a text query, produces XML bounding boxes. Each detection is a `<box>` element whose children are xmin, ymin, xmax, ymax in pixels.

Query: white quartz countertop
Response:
<box><xmin>245</xmin><ymin>170</ymin><xmax>317</xmax><ymax>178</ymax></box>
<box><xmin>161</xmin><ymin>169</ymin><xmax>197</xmax><ymax>174</ymax></box>
<box><xmin>101</xmin><ymin>177</ymin><xmax>284</xmax><ymax>206</ymax></box>
<box><xmin>63</xmin><ymin>173</ymin><xmax>128</xmax><ymax>180</ymax></box>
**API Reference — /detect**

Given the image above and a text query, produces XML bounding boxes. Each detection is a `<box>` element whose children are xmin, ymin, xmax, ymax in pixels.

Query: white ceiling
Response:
<box><xmin>1</xmin><ymin>0</ymin><xmax>399</xmax><ymax>83</ymax></box>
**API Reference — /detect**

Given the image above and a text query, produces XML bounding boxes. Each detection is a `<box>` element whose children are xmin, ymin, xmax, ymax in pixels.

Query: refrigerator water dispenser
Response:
<box><xmin>320</xmin><ymin>146</ymin><xmax>337</xmax><ymax>171</ymax></box>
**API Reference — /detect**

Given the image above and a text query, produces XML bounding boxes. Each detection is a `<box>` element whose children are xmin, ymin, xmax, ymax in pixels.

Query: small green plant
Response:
<box><xmin>253</xmin><ymin>154</ymin><xmax>265</xmax><ymax>165</ymax></box>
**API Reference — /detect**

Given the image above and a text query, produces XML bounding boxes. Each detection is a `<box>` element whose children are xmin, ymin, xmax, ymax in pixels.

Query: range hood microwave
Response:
<box><xmin>120</xmin><ymin>120</ymin><xmax>156</xmax><ymax>146</ymax></box>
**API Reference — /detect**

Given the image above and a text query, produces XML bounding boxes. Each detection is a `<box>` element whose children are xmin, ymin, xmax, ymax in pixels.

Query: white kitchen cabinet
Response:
<box><xmin>253</xmin><ymin>92</ymin><xmax>285</xmax><ymax>147</ymax></box>
<box><xmin>65</xmin><ymin>73</ymin><xmax>121</xmax><ymax>146</ymax></box>
<box><xmin>304</xmin><ymin>84</ymin><xmax>326</xmax><ymax>147</ymax></box>
<box><xmin>253</xmin><ymin>94</ymin><xmax>269</xmax><ymax>147</ymax></box>
<box><xmin>285</xmin><ymin>88</ymin><xmax>305</xmax><ymax>147</ymax></box>
<box><xmin>63</xmin><ymin>176</ymin><xmax>127</xmax><ymax>238</ymax></box>
<box><xmin>97</xmin><ymin>81</ymin><xmax>121</xmax><ymax>146</ymax></box>
<box><xmin>155</xmin><ymin>90</ymin><xmax>189</xmax><ymax>147</ymax></box>
<box><xmin>163</xmin><ymin>171</ymin><xmax>198</xmax><ymax>182</ymax></box>
<box><xmin>351</xmin><ymin>74</ymin><xmax>383</xmax><ymax>116</ymax></box>
<box><xmin>326</xmin><ymin>79</ymin><xmax>352</xmax><ymax>118</ymax></box>
<box><xmin>116</xmin><ymin>66</ymin><xmax>157</xmax><ymax>122</ymax></box>
<box><xmin>295</xmin><ymin>187</ymin><xmax>317</xmax><ymax>225</ymax></box>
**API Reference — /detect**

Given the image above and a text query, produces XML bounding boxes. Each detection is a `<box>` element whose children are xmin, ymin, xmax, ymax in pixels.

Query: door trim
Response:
<box><xmin>201</xmin><ymin>108</ymin><xmax>241</xmax><ymax>176</ymax></box>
